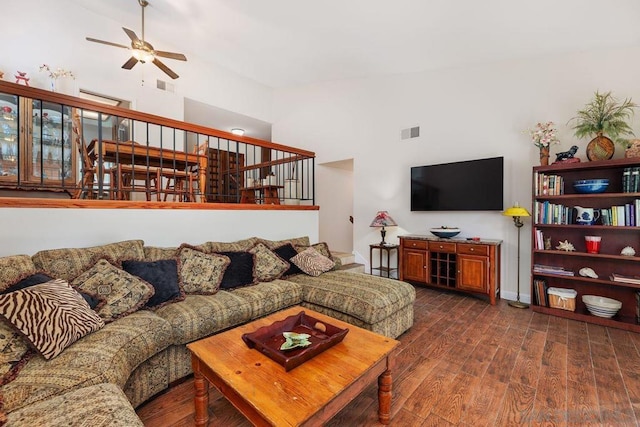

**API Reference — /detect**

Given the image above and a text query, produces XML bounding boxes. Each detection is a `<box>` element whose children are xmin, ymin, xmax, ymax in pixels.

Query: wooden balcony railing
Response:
<box><xmin>0</xmin><ymin>81</ymin><xmax>315</xmax><ymax>207</ymax></box>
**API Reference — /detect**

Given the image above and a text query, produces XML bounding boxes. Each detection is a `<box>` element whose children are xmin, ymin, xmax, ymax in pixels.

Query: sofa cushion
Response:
<box><xmin>215</xmin><ymin>251</ymin><xmax>257</xmax><ymax>289</ymax></box>
<box><xmin>0</xmin><ymin>320</ymin><xmax>33</xmax><ymax>387</ymax></box>
<box><xmin>154</xmin><ymin>291</ymin><xmax>252</xmax><ymax>345</ymax></box>
<box><xmin>31</xmin><ymin>240</ymin><xmax>145</xmax><ymax>280</ymax></box>
<box><xmin>290</xmin><ymin>247</ymin><xmax>335</xmax><ymax>277</ymax></box>
<box><xmin>230</xmin><ymin>280</ymin><xmax>303</xmax><ymax>320</ymax></box>
<box><xmin>273</xmin><ymin>243</ymin><xmax>304</xmax><ymax>277</ymax></box>
<box><xmin>143</xmin><ymin>246</ymin><xmax>179</xmax><ymax>261</ymax></box>
<box><xmin>0</xmin><ymin>255</ymin><xmax>37</xmax><ymax>292</ymax></box>
<box><xmin>258</xmin><ymin>236</ymin><xmax>310</xmax><ymax>250</ymax></box>
<box><xmin>249</xmin><ymin>243</ymin><xmax>290</xmax><ymax>282</ymax></box>
<box><xmin>2</xmin><ymin>273</ymin><xmax>105</xmax><ymax>310</ymax></box>
<box><xmin>71</xmin><ymin>259</ymin><xmax>155</xmax><ymax>322</ymax></box>
<box><xmin>122</xmin><ymin>259</ymin><xmax>185</xmax><ymax>310</ymax></box>
<box><xmin>286</xmin><ymin>270</ymin><xmax>416</xmax><ymax>325</ymax></box>
<box><xmin>6</xmin><ymin>383</ymin><xmax>143</xmax><ymax>427</ymax></box>
<box><xmin>206</xmin><ymin>237</ymin><xmax>260</xmax><ymax>253</ymax></box>
<box><xmin>0</xmin><ymin>279</ymin><xmax>105</xmax><ymax>360</ymax></box>
<box><xmin>178</xmin><ymin>247</ymin><xmax>230</xmax><ymax>295</ymax></box>
<box><xmin>0</xmin><ymin>310</ymin><xmax>173</xmax><ymax>413</ymax></box>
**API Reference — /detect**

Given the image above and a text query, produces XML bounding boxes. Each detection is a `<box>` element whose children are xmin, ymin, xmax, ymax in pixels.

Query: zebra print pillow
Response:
<box><xmin>290</xmin><ymin>247</ymin><xmax>335</xmax><ymax>277</ymax></box>
<box><xmin>0</xmin><ymin>279</ymin><xmax>105</xmax><ymax>360</ymax></box>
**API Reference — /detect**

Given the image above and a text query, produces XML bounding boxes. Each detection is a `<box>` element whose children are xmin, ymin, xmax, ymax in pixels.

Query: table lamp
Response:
<box><xmin>370</xmin><ymin>211</ymin><xmax>397</xmax><ymax>245</ymax></box>
<box><xmin>503</xmin><ymin>203</ymin><xmax>531</xmax><ymax>308</ymax></box>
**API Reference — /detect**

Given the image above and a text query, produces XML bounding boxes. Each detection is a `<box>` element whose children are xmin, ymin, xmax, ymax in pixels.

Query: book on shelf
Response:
<box><xmin>534</xmin><ymin>228</ymin><xmax>544</xmax><ymax>250</ymax></box>
<box><xmin>611</xmin><ymin>273</ymin><xmax>640</xmax><ymax>285</ymax></box>
<box><xmin>533</xmin><ymin>278</ymin><xmax>548</xmax><ymax>306</ymax></box>
<box><xmin>533</xmin><ymin>264</ymin><xmax>575</xmax><ymax>276</ymax></box>
<box><xmin>535</xmin><ymin>172</ymin><xmax>564</xmax><ymax>196</ymax></box>
<box><xmin>623</xmin><ymin>167</ymin><xmax>640</xmax><ymax>193</ymax></box>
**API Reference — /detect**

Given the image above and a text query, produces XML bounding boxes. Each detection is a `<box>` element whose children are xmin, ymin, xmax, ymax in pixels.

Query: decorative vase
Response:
<box><xmin>625</xmin><ymin>139</ymin><xmax>640</xmax><ymax>158</ymax></box>
<box><xmin>586</xmin><ymin>133</ymin><xmax>615</xmax><ymax>161</ymax></box>
<box><xmin>539</xmin><ymin>146</ymin><xmax>550</xmax><ymax>166</ymax></box>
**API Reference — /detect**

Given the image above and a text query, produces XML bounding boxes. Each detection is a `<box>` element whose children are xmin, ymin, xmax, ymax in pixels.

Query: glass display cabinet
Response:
<box><xmin>0</xmin><ymin>92</ymin><xmax>75</xmax><ymax>189</ymax></box>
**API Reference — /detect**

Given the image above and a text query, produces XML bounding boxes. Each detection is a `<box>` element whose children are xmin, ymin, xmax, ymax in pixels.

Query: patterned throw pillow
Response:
<box><xmin>0</xmin><ymin>279</ymin><xmax>104</xmax><ymax>360</ymax></box>
<box><xmin>2</xmin><ymin>273</ymin><xmax>105</xmax><ymax>311</ymax></box>
<box><xmin>290</xmin><ymin>247</ymin><xmax>335</xmax><ymax>277</ymax></box>
<box><xmin>206</xmin><ymin>237</ymin><xmax>260</xmax><ymax>253</ymax></box>
<box><xmin>248</xmin><ymin>243</ymin><xmax>290</xmax><ymax>282</ymax></box>
<box><xmin>121</xmin><ymin>259</ymin><xmax>185</xmax><ymax>309</ymax></box>
<box><xmin>0</xmin><ymin>320</ymin><xmax>33</xmax><ymax>386</ymax></box>
<box><xmin>295</xmin><ymin>242</ymin><xmax>333</xmax><ymax>258</ymax></box>
<box><xmin>273</xmin><ymin>243</ymin><xmax>304</xmax><ymax>277</ymax></box>
<box><xmin>71</xmin><ymin>259</ymin><xmax>155</xmax><ymax>322</ymax></box>
<box><xmin>178</xmin><ymin>246</ymin><xmax>230</xmax><ymax>295</ymax></box>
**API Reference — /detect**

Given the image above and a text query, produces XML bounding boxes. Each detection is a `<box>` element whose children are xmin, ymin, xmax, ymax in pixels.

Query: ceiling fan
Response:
<box><xmin>86</xmin><ymin>0</ymin><xmax>187</xmax><ymax>79</ymax></box>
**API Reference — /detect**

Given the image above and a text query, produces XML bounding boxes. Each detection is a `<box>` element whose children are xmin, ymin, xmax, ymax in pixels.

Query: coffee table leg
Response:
<box><xmin>378</xmin><ymin>369</ymin><xmax>392</xmax><ymax>424</ymax></box>
<box><xmin>194</xmin><ymin>370</ymin><xmax>209</xmax><ymax>427</ymax></box>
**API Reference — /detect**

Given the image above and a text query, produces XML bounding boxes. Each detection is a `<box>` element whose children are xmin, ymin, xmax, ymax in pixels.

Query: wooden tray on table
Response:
<box><xmin>241</xmin><ymin>310</ymin><xmax>349</xmax><ymax>371</ymax></box>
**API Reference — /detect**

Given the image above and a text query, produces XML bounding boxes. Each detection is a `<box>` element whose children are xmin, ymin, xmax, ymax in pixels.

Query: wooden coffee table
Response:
<box><xmin>187</xmin><ymin>306</ymin><xmax>399</xmax><ymax>426</ymax></box>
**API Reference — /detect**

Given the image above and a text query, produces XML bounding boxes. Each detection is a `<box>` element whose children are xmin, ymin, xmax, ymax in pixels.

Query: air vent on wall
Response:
<box><xmin>401</xmin><ymin>126</ymin><xmax>420</xmax><ymax>140</ymax></box>
<box><xmin>156</xmin><ymin>79</ymin><xmax>175</xmax><ymax>93</ymax></box>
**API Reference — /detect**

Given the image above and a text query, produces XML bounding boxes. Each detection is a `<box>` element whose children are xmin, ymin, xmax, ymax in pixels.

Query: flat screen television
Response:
<box><xmin>411</xmin><ymin>156</ymin><xmax>504</xmax><ymax>211</ymax></box>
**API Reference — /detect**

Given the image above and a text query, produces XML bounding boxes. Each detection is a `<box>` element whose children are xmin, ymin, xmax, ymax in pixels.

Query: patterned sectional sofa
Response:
<box><xmin>0</xmin><ymin>237</ymin><xmax>415</xmax><ymax>426</ymax></box>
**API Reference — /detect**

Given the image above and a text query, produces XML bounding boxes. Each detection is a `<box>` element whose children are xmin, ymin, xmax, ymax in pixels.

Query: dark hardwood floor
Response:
<box><xmin>137</xmin><ymin>285</ymin><xmax>640</xmax><ymax>426</ymax></box>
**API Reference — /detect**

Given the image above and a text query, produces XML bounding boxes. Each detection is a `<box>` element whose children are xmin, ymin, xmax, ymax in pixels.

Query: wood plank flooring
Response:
<box><xmin>137</xmin><ymin>285</ymin><xmax>640</xmax><ymax>426</ymax></box>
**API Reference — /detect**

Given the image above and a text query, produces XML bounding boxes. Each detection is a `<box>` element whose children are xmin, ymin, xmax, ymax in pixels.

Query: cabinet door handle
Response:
<box><xmin>470</xmin><ymin>248</ymin><xmax>474</xmax><ymax>251</ymax></box>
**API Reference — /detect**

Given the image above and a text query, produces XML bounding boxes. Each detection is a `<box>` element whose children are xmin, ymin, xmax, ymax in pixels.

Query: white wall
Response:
<box><xmin>272</xmin><ymin>46</ymin><xmax>640</xmax><ymax>303</ymax></box>
<box><xmin>0</xmin><ymin>208</ymin><xmax>318</xmax><ymax>257</ymax></box>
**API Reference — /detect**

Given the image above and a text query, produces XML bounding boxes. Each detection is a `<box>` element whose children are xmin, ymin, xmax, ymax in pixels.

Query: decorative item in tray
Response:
<box><xmin>242</xmin><ymin>311</ymin><xmax>349</xmax><ymax>371</ymax></box>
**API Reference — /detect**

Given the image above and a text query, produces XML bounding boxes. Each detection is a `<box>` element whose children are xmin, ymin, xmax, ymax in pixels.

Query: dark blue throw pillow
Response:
<box><xmin>215</xmin><ymin>251</ymin><xmax>256</xmax><ymax>289</ymax></box>
<box><xmin>121</xmin><ymin>259</ymin><xmax>184</xmax><ymax>309</ymax></box>
<box><xmin>273</xmin><ymin>243</ymin><xmax>304</xmax><ymax>277</ymax></box>
<box><xmin>3</xmin><ymin>273</ymin><xmax>104</xmax><ymax>310</ymax></box>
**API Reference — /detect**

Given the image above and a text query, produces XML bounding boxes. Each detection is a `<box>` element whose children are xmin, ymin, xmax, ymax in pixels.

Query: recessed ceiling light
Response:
<box><xmin>231</xmin><ymin>128</ymin><xmax>245</xmax><ymax>136</ymax></box>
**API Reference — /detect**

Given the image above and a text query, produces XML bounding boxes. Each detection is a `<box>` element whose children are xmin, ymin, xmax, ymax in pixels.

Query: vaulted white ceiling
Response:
<box><xmin>71</xmin><ymin>0</ymin><xmax>640</xmax><ymax>88</ymax></box>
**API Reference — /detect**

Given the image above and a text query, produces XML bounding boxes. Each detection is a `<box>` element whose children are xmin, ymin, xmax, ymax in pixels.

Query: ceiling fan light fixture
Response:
<box><xmin>132</xmin><ymin>48</ymin><xmax>155</xmax><ymax>63</ymax></box>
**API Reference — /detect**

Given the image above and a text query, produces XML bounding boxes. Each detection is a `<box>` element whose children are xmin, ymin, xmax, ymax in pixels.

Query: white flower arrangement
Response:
<box><xmin>39</xmin><ymin>64</ymin><xmax>75</xmax><ymax>80</ymax></box>
<box><xmin>529</xmin><ymin>121</ymin><xmax>559</xmax><ymax>148</ymax></box>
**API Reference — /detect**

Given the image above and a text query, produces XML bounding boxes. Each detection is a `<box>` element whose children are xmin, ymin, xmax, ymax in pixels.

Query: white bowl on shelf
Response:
<box><xmin>582</xmin><ymin>295</ymin><xmax>622</xmax><ymax>318</ymax></box>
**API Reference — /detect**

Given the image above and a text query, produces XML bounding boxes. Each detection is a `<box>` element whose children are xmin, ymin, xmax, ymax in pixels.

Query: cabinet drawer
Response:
<box><xmin>403</xmin><ymin>239</ymin><xmax>427</xmax><ymax>250</ymax></box>
<box><xmin>428</xmin><ymin>241</ymin><xmax>456</xmax><ymax>253</ymax></box>
<box><xmin>457</xmin><ymin>243</ymin><xmax>489</xmax><ymax>256</ymax></box>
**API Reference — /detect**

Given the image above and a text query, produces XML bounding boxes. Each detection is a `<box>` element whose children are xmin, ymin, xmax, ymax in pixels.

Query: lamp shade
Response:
<box><xmin>370</xmin><ymin>211</ymin><xmax>397</xmax><ymax>227</ymax></box>
<box><xmin>503</xmin><ymin>205</ymin><xmax>530</xmax><ymax>217</ymax></box>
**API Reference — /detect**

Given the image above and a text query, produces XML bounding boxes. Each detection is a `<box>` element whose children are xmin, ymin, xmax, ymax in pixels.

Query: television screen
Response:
<box><xmin>411</xmin><ymin>157</ymin><xmax>504</xmax><ymax>211</ymax></box>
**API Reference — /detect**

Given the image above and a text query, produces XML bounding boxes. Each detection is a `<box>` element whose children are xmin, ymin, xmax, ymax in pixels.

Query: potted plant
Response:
<box><xmin>571</xmin><ymin>91</ymin><xmax>637</xmax><ymax>160</ymax></box>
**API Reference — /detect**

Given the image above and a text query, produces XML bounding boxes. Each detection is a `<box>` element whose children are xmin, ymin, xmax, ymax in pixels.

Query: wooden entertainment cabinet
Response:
<box><xmin>531</xmin><ymin>157</ymin><xmax>640</xmax><ymax>332</ymax></box>
<box><xmin>399</xmin><ymin>235</ymin><xmax>501</xmax><ymax>304</ymax></box>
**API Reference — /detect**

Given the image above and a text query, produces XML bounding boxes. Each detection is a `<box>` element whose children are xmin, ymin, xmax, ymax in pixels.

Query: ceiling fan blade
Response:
<box><xmin>86</xmin><ymin>37</ymin><xmax>129</xmax><ymax>49</ymax></box>
<box><xmin>154</xmin><ymin>50</ymin><xmax>187</xmax><ymax>61</ymax></box>
<box><xmin>152</xmin><ymin>58</ymin><xmax>179</xmax><ymax>79</ymax></box>
<box><xmin>122</xmin><ymin>57</ymin><xmax>139</xmax><ymax>70</ymax></box>
<box><xmin>122</xmin><ymin>27</ymin><xmax>141</xmax><ymax>44</ymax></box>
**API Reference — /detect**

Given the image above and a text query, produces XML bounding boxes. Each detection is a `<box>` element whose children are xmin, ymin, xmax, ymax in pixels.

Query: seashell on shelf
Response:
<box><xmin>579</xmin><ymin>267</ymin><xmax>598</xmax><ymax>279</ymax></box>
<box><xmin>621</xmin><ymin>246</ymin><xmax>636</xmax><ymax>256</ymax></box>
<box><xmin>556</xmin><ymin>240</ymin><xmax>575</xmax><ymax>252</ymax></box>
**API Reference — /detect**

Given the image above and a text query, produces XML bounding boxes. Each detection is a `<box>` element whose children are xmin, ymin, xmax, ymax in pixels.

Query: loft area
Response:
<box><xmin>0</xmin><ymin>81</ymin><xmax>315</xmax><ymax>208</ymax></box>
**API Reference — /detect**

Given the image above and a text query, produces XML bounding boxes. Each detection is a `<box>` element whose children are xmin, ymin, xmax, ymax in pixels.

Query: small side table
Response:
<box><xmin>370</xmin><ymin>243</ymin><xmax>399</xmax><ymax>279</ymax></box>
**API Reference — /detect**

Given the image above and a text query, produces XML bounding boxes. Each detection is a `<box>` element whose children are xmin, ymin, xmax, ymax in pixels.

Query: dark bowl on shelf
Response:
<box><xmin>429</xmin><ymin>227</ymin><xmax>460</xmax><ymax>238</ymax></box>
<box><xmin>573</xmin><ymin>179</ymin><xmax>609</xmax><ymax>194</ymax></box>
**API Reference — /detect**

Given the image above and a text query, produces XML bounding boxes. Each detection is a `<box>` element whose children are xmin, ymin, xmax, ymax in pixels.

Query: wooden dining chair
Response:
<box><xmin>112</xmin><ymin>164</ymin><xmax>162</xmax><ymax>201</ymax></box>
<box><xmin>161</xmin><ymin>142</ymin><xmax>206</xmax><ymax>202</ymax></box>
<box><xmin>71</xmin><ymin>112</ymin><xmax>99</xmax><ymax>199</ymax></box>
